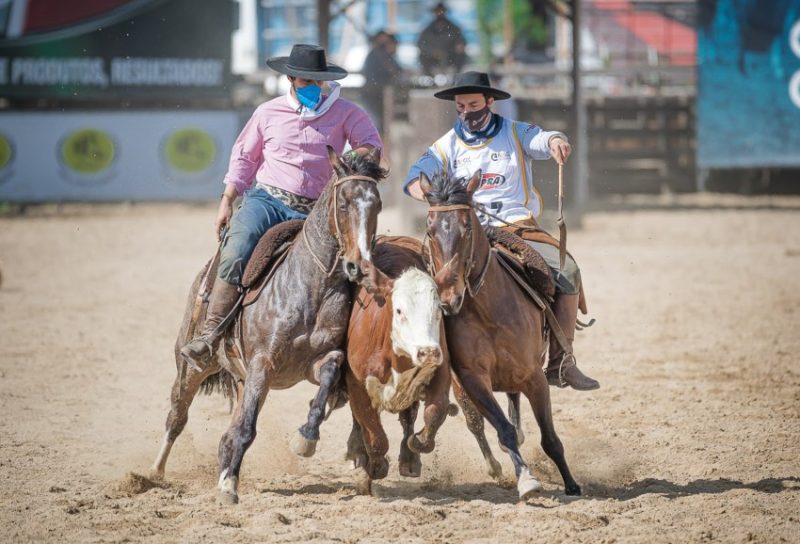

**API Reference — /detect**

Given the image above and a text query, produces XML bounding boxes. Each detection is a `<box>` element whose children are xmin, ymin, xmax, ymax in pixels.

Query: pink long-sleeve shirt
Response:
<box><xmin>222</xmin><ymin>91</ymin><xmax>382</xmax><ymax>199</ymax></box>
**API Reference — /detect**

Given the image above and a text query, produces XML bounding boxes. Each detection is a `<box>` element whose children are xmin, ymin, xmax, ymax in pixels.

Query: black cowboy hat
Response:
<box><xmin>433</xmin><ymin>71</ymin><xmax>511</xmax><ymax>100</ymax></box>
<box><xmin>266</xmin><ymin>44</ymin><xmax>348</xmax><ymax>81</ymax></box>
<box><xmin>431</xmin><ymin>2</ymin><xmax>448</xmax><ymax>12</ymax></box>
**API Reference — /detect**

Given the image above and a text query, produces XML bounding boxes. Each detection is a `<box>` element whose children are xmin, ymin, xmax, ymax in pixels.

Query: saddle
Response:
<box><xmin>241</xmin><ymin>220</ymin><xmax>304</xmax><ymax>306</ymax></box>
<box><xmin>499</xmin><ymin>218</ymin><xmax>588</xmax><ymax>315</ymax></box>
<box><xmin>485</xmin><ymin>226</ymin><xmax>556</xmax><ymax>301</ymax></box>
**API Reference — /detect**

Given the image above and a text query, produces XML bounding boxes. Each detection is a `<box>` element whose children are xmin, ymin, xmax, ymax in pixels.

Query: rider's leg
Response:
<box><xmin>526</xmin><ymin>242</ymin><xmax>599</xmax><ymax>391</ymax></box>
<box><xmin>181</xmin><ymin>188</ymin><xmax>303</xmax><ymax>371</ymax></box>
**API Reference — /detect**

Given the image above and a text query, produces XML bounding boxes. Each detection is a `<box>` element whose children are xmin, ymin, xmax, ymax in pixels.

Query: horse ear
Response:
<box><xmin>367</xmin><ymin>146</ymin><xmax>381</xmax><ymax>165</ymax></box>
<box><xmin>466</xmin><ymin>169</ymin><xmax>482</xmax><ymax>194</ymax></box>
<box><xmin>327</xmin><ymin>145</ymin><xmax>347</xmax><ymax>176</ymax></box>
<box><xmin>418</xmin><ymin>173</ymin><xmax>432</xmax><ymax>198</ymax></box>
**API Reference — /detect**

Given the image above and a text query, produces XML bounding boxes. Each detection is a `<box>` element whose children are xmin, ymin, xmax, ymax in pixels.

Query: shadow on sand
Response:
<box><xmin>585</xmin><ymin>476</ymin><xmax>800</xmax><ymax>501</ymax></box>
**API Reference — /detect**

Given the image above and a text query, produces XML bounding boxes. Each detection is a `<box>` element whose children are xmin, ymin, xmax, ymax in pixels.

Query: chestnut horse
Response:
<box><xmin>151</xmin><ymin>148</ymin><xmax>387</xmax><ymax>504</ymax></box>
<box><xmin>419</xmin><ymin>169</ymin><xmax>581</xmax><ymax>498</ymax></box>
<box><xmin>344</xmin><ymin>237</ymin><xmax>451</xmax><ymax>491</ymax></box>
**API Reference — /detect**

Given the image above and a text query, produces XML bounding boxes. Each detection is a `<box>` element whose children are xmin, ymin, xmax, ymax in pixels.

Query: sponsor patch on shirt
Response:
<box><xmin>490</xmin><ymin>151</ymin><xmax>512</xmax><ymax>161</ymax></box>
<box><xmin>480</xmin><ymin>172</ymin><xmax>506</xmax><ymax>188</ymax></box>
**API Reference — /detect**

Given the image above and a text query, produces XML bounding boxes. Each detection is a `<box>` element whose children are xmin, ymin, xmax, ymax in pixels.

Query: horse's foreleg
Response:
<box><xmin>151</xmin><ymin>355</ymin><xmax>221</xmax><ymax>479</ymax></box>
<box><xmin>217</xmin><ymin>360</ymin><xmax>270</xmax><ymax>504</ymax></box>
<box><xmin>398</xmin><ymin>402</ymin><xmax>422</xmax><ymax>477</ymax></box>
<box><xmin>507</xmin><ymin>393</ymin><xmax>525</xmax><ymax>447</ymax></box>
<box><xmin>408</xmin><ymin>361</ymin><xmax>452</xmax><ymax>455</ymax></box>
<box><xmin>458</xmin><ymin>372</ymin><xmax>541</xmax><ymax>499</ymax></box>
<box><xmin>523</xmin><ymin>375</ymin><xmax>581</xmax><ymax>496</ymax></box>
<box><xmin>345</xmin><ymin>368</ymin><xmax>389</xmax><ymax>487</ymax></box>
<box><xmin>452</xmin><ymin>377</ymin><xmax>503</xmax><ymax>480</ymax></box>
<box><xmin>291</xmin><ymin>349</ymin><xmax>345</xmax><ymax>457</ymax></box>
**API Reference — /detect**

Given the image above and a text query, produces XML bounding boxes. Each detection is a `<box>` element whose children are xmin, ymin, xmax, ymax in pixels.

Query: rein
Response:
<box><xmin>424</xmin><ymin>203</ymin><xmax>492</xmax><ymax>298</ymax></box>
<box><xmin>302</xmin><ymin>174</ymin><xmax>378</xmax><ymax>277</ymax></box>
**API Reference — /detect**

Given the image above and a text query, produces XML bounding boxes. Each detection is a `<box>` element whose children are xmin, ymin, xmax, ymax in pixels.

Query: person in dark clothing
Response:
<box><xmin>417</xmin><ymin>2</ymin><xmax>467</xmax><ymax>76</ymax></box>
<box><xmin>361</xmin><ymin>30</ymin><xmax>404</xmax><ymax>133</ymax></box>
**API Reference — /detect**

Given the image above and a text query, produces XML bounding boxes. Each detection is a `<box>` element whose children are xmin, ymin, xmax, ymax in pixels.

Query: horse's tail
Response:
<box><xmin>200</xmin><ymin>369</ymin><xmax>238</xmax><ymax>412</ymax></box>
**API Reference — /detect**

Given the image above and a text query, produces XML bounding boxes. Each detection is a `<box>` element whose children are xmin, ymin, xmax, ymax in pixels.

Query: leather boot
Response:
<box><xmin>180</xmin><ymin>277</ymin><xmax>241</xmax><ymax>371</ymax></box>
<box><xmin>545</xmin><ymin>293</ymin><xmax>600</xmax><ymax>391</ymax></box>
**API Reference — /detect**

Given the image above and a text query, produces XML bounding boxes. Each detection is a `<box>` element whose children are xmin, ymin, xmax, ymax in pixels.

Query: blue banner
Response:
<box><xmin>698</xmin><ymin>0</ymin><xmax>800</xmax><ymax>168</ymax></box>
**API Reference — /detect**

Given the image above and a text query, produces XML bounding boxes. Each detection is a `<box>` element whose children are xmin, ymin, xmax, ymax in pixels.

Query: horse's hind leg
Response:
<box><xmin>398</xmin><ymin>402</ymin><xmax>422</xmax><ymax>477</ymax></box>
<box><xmin>217</xmin><ymin>360</ymin><xmax>271</xmax><ymax>504</ymax></box>
<box><xmin>291</xmin><ymin>350</ymin><xmax>345</xmax><ymax>457</ymax></box>
<box><xmin>458</xmin><ymin>373</ymin><xmax>541</xmax><ymax>499</ymax></box>
<box><xmin>152</xmin><ymin>355</ymin><xmax>220</xmax><ymax>479</ymax></box>
<box><xmin>452</xmin><ymin>378</ymin><xmax>503</xmax><ymax>479</ymax></box>
<box><xmin>507</xmin><ymin>393</ymin><xmax>525</xmax><ymax>446</ymax></box>
<box><xmin>522</xmin><ymin>376</ymin><xmax>581</xmax><ymax>496</ymax></box>
<box><xmin>345</xmin><ymin>415</ymin><xmax>368</xmax><ymax>470</ymax></box>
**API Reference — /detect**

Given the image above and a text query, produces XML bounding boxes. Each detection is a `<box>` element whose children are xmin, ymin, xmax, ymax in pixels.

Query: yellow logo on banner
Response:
<box><xmin>0</xmin><ymin>134</ymin><xmax>12</xmax><ymax>171</ymax></box>
<box><xmin>61</xmin><ymin>129</ymin><xmax>116</xmax><ymax>174</ymax></box>
<box><xmin>163</xmin><ymin>128</ymin><xmax>216</xmax><ymax>173</ymax></box>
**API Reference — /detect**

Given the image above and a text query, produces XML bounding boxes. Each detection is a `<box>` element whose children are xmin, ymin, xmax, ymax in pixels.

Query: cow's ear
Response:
<box><xmin>359</xmin><ymin>260</ymin><xmax>393</xmax><ymax>306</ymax></box>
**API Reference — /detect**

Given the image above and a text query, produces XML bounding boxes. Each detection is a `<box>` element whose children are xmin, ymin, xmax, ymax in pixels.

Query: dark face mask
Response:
<box><xmin>459</xmin><ymin>106</ymin><xmax>491</xmax><ymax>132</ymax></box>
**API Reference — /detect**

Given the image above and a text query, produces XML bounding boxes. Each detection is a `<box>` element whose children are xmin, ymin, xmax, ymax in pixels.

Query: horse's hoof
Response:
<box><xmin>367</xmin><ymin>456</ymin><xmax>390</xmax><ymax>480</ymax></box>
<box><xmin>407</xmin><ymin>434</ymin><xmax>435</xmax><ymax>455</ymax></box>
<box><xmin>290</xmin><ymin>431</ymin><xmax>318</xmax><ymax>458</ymax></box>
<box><xmin>565</xmin><ymin>483</ymin><xmax>582</xmax><ymax>496</ymax></box>
<box><xmin>447</xmin><ymin>403</ymin><xmax>459</xmax><ymax>417</ymax></box>
<box><xmin>218</xmin><ymin>491</ymin><xmax>239</xmax><ymax>505</ymax></box>
<box><xmin>148</xmin><ymin>468</ymin><xmax>165</xmax><ymax>482</ymax></box>
<box><xmin>399</xmin><ymin>456</ymin><xmax>422</xmax><ymax>478</ymax></box>
<box><xmin>517</xmin><ymin>468</ymin><xmax>542</xmax><ymax>500</ymax></box>
<box><xmin>353</xmin><ymin>469</ymin><xmax>372</xmax><ymax>496</ymax></box>
<box><xmin>486</xmin><ymin>458</ymin><xmax>503</xmax><ymax>480</ymax></box>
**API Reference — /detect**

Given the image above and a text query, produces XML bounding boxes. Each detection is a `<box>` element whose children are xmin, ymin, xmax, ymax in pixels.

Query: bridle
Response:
<box><xmin>422</xmin><ymin>203</ymin><xmax>492</xmax><ymax>298</ymax></box>
<box><xmin>303</xmin><ymin>174</ymin><xmax>379</xmax><ymax>277</ymax></box>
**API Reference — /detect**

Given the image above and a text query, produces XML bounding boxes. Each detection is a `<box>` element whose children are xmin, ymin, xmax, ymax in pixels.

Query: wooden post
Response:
<box><xmin>504</xmin><ymin>0</ymin><xmax>514</xmax><ymax>66</ymax></box>
<box><xmin>571</xmin><ymin>0</ymin><xmax>587</xmax><ymax>225</ymax></box>
<box><xmin>317</xmin><ymin>0</ymin><xmax>330</xmax><ymax>49</ymax></box>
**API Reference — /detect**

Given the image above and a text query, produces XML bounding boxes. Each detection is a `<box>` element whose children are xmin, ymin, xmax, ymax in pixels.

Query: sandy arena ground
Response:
<box><xmin>1</xmin><ymin>197</ymin><xmax>798</xmax><ymax>543</ymax></box>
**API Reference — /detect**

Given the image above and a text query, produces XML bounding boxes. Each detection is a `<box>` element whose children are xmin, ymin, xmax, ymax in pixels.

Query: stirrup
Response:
<box><xmin>181</xmin><ymin>337</ymin><xmax>215</xmax><ymax>372</ymax></box>
<box><xmin>546</xmin><ymin>352</ymin><xmax>576</xmax><ymax>388</ymax></box>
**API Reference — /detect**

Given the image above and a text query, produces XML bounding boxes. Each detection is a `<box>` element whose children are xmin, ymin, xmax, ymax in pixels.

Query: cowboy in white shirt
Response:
<box><xmin>405</xmin><ymin>71</ymin><xmax>599</xmax><ymax>391</ymax></box>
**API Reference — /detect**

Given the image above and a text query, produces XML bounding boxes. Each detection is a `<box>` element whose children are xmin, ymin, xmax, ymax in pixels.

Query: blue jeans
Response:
<box><xmin>217</xmin><ymin>186</ymin><xmax>308</xmax><ymax>284</ymax></box>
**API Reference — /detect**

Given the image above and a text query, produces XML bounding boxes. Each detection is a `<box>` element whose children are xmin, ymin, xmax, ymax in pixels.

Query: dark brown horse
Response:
<box><xmin>419</xmin><ymin>169</ymin><xmax>581</xmax><ymax>498</ymax></box>
<box><xmin>343</xmin><ymin>237</ymin><xmax>452</xmax><ymax>491</ymax></box>
<box><xmin>151</xmin><ymin>148</ymin><xmax>387</xmax><ymax>504</ymax></box>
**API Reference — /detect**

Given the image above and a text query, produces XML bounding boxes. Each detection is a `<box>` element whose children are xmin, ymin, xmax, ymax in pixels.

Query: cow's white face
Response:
<box><xmin>390</xmin><ymin>268</ymin><xmax>443</xmax><ymax>367</ymax></box>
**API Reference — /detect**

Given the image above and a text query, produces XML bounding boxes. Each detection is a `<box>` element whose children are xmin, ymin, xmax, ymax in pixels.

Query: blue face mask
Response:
<box><xmin>295</xmin><ymin>83</ymin><xmax>322</xmax><ymax>109</ymax></box>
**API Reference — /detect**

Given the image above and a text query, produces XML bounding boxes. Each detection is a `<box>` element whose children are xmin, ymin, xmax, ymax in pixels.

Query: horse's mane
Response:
<box><xmin>424</xmin><ymin>171</ymin><xmax>471</xmax><ymax>206</ymax></box>
<box><xmin>311</xmin><ymin>152</ymin><xmax>389</xmax><ymax>220</ymax></box>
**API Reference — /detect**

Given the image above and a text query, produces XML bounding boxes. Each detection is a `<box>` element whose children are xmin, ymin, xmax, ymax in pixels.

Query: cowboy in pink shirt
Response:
<box><xmin>181</xmin><ymin>44</ymin><xmax>383</xmax><ymax>371</ymax></box>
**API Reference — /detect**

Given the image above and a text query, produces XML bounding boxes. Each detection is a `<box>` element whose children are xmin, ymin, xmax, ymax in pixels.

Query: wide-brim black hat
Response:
<box><xmin>266</xmin><ymin>44</ymin><xmax>348</xmax><ymax>81</ymax></box>
<box><xmin>433</xmin><ymin>71</ymin><xmax>511</xmax><ymax>100</ymax></box>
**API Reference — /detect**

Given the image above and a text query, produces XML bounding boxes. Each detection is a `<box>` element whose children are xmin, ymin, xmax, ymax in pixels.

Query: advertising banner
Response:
<box><xmin>0</xmin><ymin>111</ymin><xmax>238</xmax><ymax>201</ymax></box>
<box><xmin>0</xmin><ymin>0</ymin><xmax>233</xmax><ymax>102</ymax></box>
<box><xmin>697</xmin><ymin>0</ymin><xmax>800</xmax><ymax>168</ymax></box>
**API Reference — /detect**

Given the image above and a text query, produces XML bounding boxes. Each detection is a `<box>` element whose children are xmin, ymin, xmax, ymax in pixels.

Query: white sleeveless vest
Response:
<box><xmin>430</xmin><ymin>120</ymin><xmax>543</xmax><ymax>226</ymax></box>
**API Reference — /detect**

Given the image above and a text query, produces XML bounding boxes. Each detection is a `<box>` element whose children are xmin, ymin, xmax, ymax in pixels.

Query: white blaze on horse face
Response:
<box><xmin>356</xmin><ymin>192</ymin><xmax>377</xmax><ymax>261</ymax></box>
<box><xmin>390</xmin><ymin>268</ymin><xmax>443</xmax><ymax>367</ymax></box>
